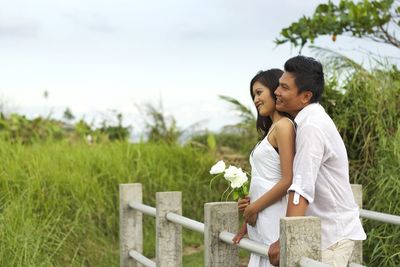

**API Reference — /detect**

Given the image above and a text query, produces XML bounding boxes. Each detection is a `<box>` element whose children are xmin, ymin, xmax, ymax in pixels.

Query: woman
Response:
<box><xmin>232</xmin><ymin>69</ymin><xmax>295</xmax><ymax>266</ymax></box>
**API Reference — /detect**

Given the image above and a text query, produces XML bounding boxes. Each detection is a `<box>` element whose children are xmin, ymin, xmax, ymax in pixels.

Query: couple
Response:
<box><xmin>232</xmin><ymin>56</ymin><xmax>366</xmax><ymax>267</ymax></box>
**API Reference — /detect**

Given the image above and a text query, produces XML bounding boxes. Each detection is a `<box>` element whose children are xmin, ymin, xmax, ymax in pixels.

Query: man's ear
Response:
<box><xmin>301</xmin><ymin>91</ymin><xmax>313</xmax><ymax>104</ymax></box>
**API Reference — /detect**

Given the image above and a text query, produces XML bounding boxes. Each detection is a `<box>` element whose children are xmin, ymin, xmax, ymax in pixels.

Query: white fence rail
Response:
<box><xmin>360</xmin><ymin>209</ymin><xmax>400</xmax><ymax>225</ymax></box>
<box><xmin>120</xmin><ymin>183</ymin><xmax>324</xmax><ymax>267</ymax></box>
<box><xmin>120</xmin><ymin>183</ymin><xmax>400</xmax><ymax>267</ymax></box>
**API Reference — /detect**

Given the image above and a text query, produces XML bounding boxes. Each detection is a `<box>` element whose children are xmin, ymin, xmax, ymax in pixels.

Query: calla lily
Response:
<box><xmin>209</xmin><ymin>160</ymin><xmax>226</xmax><ymax>174</ymax></box>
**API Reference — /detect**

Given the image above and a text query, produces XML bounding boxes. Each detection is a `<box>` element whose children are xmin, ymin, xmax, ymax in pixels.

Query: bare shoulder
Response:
<box><xmin>275</xmin><ymin>117</ymin><xmax>295</xmax><ymax>133</ymax></box>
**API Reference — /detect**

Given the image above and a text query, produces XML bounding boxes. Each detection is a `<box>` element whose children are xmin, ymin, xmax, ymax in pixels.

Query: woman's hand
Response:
<box><xmin>243</xmin><ymin>204</ymin><xmax>258</xmax><ymax>226</ymax></box>
<box><xmin>238</xmin><ymin>196</ymin><xmax>250</xmax><ymax>212</ymax></box>
<box><xmin>232</xmin><ymin>223</ymin><xmax>247</xmax><ymax>245</ymax></box>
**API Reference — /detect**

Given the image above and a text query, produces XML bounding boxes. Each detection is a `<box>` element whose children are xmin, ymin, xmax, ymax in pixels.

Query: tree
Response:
<box><xmin>276</xmin><ymin>0</ymin><xmax>400</xmax><ymax>51</ymax></box>
<box><xmin>63</xmin><ymin>107</ymin><xmax>75</xmax><ymax>122</ymax></box>
<box><xmin>140</xmin><ymin>101</ymin><xmax>182</xmax><ymax>144</ymax></box>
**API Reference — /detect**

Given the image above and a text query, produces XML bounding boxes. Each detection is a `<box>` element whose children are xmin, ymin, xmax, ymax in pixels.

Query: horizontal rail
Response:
<box><xmin>360</xmin><ymin>209</ymin><xmax>400</xmax><ymax>225</ymax></box>
<box><xmin>128</xmin><ymin>201</ymin><xmax>396</xmax><ymax>262</ymax></box>
<box><xmin>128</xmin><ymin>250</ymin><xmax>156</xmax><ymax>267</ymax></box>
<box><xmin>166</xmin><ymin>212</ymin><xmax>205</xmax><ymax>233</ymax></box>
<box><xmin>299</xmin><ymin>257</ymin><xmax>330</xmax><ymax>267</ymax></box>
<box><xmin>219</xmin><ymin>231</ymin><xmax>269</xmax><ymax>257</ymax></box>
<box><xmin>129</xmin><ymin>202</ymin><xmax>156</xmax><ymax>217</ymax></box>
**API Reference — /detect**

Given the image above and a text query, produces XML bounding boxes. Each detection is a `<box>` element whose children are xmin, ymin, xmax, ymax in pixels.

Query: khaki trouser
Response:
<box><xmin>321</xmin><ymin>239</ymin><xmax>355</xmax><ymax>267</ymax></box>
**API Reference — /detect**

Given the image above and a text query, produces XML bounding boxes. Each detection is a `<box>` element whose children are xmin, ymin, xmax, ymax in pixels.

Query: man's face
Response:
<box><xmin>275</xmin><ymin>71</ymin><xmax>311</xmax><ymax>117</ymax></box>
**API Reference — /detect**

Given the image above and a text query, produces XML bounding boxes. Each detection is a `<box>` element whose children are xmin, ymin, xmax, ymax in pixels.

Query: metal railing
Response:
<box><xmin>120</xmin><ymin>183</ymin><xmax>400</xmax><ymax>267</ymax></box>
<box><xmin>360</xmin><ymin>208</ymin><xmax>400</xmax><ymax>225</ymax></box>
<box><xmin>120</xmin><ymin>184</ymin><xmax>320</xmax><ymax>267</ymax></box>
<box><xmin>126</xmin><ymin>200</ymin><xmax>270</xmax><ymax>267</ymax></box>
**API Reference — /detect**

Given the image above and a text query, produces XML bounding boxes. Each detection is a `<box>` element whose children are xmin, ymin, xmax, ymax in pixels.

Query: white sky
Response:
<box><xmin>1</xmin><ymin>0</ymin><xmax>399</xmax><ymax>139</ymax></box>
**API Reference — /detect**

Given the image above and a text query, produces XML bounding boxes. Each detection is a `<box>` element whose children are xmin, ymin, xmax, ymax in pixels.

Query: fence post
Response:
<box><xmin>120</xmin><ymin>183</ymin><xmax>143</xmax><ymax>267</ymax></box>
<box><xmin>350</xmin><ymin>184</ymin><xmax>363</xmax><ymax>264</ymax></box>
<box><xmin>280</xmin><ymin>216</ymin><xmax>321</xmax><ymax>267</ymax></box>
<box><xmin>204</xmin><ymin>202</ymin><xmax>239</xmax><ymax>267</ymax></box>
<box><xmin>156</xmin><ymin>192</ymin><xmax>182</xmax><ymax>267</ymax></box>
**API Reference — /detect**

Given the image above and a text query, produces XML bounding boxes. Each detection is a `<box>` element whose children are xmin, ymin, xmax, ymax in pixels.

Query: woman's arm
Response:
<box><xmin>244</xmin><ymin>118</ymin><xmax>295</xmax><ymax>220</ymax></box>
<box><xmin>232</xmin><ymin>222</ymin><xmax>248</xmax><ymax>244</ymax></box>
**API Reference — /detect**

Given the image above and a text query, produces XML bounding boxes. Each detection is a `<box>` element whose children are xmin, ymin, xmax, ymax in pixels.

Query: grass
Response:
<box><xmin>0</xmin><ymin>61</ymin><xmax>398</xmax><ymax>266</ymax></box>
<box><xmin>0</xmin><ymin>140</ymin><xmax>227</xmax><ymax>266</ymax></box>
<box><xmin>321</xmin><ymin>61</ymin><xmax>400</xmax><ymax>266</ymax></box>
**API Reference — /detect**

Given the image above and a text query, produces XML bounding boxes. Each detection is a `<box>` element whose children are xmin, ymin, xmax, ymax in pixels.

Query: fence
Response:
<box><xmin>120</xmin><ymin>183</ymin><xmax>400</xmax><ymax>267</ymax></box>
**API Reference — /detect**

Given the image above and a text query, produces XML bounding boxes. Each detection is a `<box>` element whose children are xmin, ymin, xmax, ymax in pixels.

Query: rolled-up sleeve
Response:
<box><xmin>288</xmin><ymin>124</ymin><xmax>324</xmax><ymax>204</ymax></box>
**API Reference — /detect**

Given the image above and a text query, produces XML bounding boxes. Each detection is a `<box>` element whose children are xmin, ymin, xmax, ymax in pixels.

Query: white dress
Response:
<box><xmin>247</xmin><ymin>126</ymin><xmax>288</xmax><ymax>267</ymax></box>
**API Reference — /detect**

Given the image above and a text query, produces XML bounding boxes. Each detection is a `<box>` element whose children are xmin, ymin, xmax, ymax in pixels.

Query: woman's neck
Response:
<box><xmin>270</xmin><ymin>110</ymin><xmax>284</xmax><ymax>123</ymax></box>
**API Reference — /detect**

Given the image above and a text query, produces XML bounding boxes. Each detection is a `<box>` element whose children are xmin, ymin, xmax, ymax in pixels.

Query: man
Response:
<box><xmin>268</xmin><ymin>56</ymin><xmax>366</xmax><ymax>266</ymax></box>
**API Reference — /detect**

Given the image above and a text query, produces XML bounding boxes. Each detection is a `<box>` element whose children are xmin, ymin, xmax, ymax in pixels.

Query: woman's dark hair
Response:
<box><xmin>250</xmin><ymin>69</ymin><xmax>286</xmax><ymax>140</ymax></box>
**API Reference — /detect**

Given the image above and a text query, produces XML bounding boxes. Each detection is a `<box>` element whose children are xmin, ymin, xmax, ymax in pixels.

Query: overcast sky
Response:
<box><xmin>1</xmin><ymin>0</ymin><xmax>398</xmax><ymax>139</ymax></box>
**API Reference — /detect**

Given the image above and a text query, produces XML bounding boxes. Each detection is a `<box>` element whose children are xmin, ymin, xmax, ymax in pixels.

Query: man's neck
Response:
<box><xmin>290</xmin><ymin>103</ymin><xmax>311</xmax><ymax>118</ymax></box>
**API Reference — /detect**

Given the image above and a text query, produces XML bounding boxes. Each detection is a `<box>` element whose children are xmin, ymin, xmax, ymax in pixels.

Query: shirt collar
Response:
<box><xmin>294</xmin><ymin>103</ymin><xmax>323</xmax><ymax>125</ymax></box>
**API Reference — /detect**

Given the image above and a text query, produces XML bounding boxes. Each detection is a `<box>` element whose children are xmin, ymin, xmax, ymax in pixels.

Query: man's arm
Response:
<box><xmin>286</xmin><ymin>191</ymin><xmax>309</xmax><ymax>216</ymax></box>
<box><xmin>268</xmin><ymin>190</ymin><xmax>310</xmax><ymax>265</ymax></box>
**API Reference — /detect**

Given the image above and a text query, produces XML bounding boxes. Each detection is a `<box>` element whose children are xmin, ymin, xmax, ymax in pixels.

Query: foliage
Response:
<box><xmin>99</xmin><ymin>113</ymin><xmax>130</xmax><ymax>141</ymax></box>
<box><xmin>319</xmin><ymin>56</ymin><xmax>400</xmax><ymax>266</ymax></box>
<box><xmin>276</xmin><ymin>0</ymin><xmax>400</xmax><ymax>51</ymax></box>
<box><xmin>0</xmin><ymin>113</ymin><xmax>65</xmax><ymax>143</ymax></box>
<box><xmin>0</xmin><ymin>112</ymin><xmax>131</xmax><ymax>144</ymax></box>
<box><xmin>0</xmin><ymin>141</ymin><xmax>219</xmax><ymax>266</ymax></box>
<box><xmin>140</xmin><ymin>101</ymin><xmax>182</xmax><ymax>144</ymax></box>
<box><xmin>218</xmin><ymin>95</ymin><xmax>256</xmax><ymax>131</ymax></box>
<box><xmin>187</xmin><ymin>95</ymin><xmax>257</xmax><ymax>171</ymax></box>
<box><xmin>63</xmin><ymin>107</ymin><xmax>75</xmax><ymax>122</ymax></box>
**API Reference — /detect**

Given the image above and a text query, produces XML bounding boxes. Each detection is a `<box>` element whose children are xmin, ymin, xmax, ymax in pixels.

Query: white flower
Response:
<box><xmin>230</xmin><ymin>171</ymin><xmax>248</xmax><ymax>188</ymax></box>
<box><xmin>224</xmin><ymin>165</ymin><xmax>240</xmax><ymax>181</ymax></box>
<box><xmin>210</xmin><ymin>160</ymin><xmax>226</xmax><ymax>174</ymax></box>
<box><xmin>224</xmin><ymin>166</ymin><xmax>248</xmax><ymax>188</ymax></box>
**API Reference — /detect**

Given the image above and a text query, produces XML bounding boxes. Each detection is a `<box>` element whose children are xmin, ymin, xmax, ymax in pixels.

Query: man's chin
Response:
<box><xmin>275</xmin><ymin>104</ymin><xmax>286</xmax><ymax>112</ymax></box>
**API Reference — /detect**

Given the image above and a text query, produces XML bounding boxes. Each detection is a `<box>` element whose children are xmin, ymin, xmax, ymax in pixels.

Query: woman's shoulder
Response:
<box><xmin>275</xmin><ymin>117</ymin><xmax>296</xmax><ymax>133</ymax></box>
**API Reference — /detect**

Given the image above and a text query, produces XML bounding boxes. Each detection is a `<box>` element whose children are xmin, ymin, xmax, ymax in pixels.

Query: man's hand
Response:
<box><xmin>268</xmin><ymin>240</ymin><xmax>280</xmax><ymax>266</ymax></box>
<box><xmin>238</xmin><ymin>196</ymin><xmax>250</xmax><ymax>212</ymax></box>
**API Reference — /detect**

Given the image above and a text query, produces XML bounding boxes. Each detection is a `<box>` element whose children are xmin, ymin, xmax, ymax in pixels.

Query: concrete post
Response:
<box><xmin>280</xmin><ymin>216</ymin><xmax>321</xmax><ymax>267</ymax></box>
<box><xmin>120</xmin><ymin>183</ymin><xmax>143</xmax><ymax>267</ymax></box>
<box><xmin>350</xmin><ymin>184</ymin><xmax>363</xmax><ymax>264</ymax></box>
<box><xmin>204</xmin><ymin>202</ymin><xmax>239</xmax><ymax>267</ymax></box>
<box><xmin>156</xmin><ymin>192</ymin><xmax>182</xmax><ymax>267</ymax></box>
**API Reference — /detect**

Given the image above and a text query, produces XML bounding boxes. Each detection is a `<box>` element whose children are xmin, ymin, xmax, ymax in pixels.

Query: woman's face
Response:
<box><xmin>252</xmin><ymin>81</ymin><xmax>275</xmax><ymax>117</ymax></box>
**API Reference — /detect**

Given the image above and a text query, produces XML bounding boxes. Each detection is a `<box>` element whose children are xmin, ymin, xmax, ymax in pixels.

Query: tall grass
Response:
<box><xmin>321</xmin><ymin>59</ymin><xmax>400</xmax><ymax>266</ymax></box>
<box><xmin>0</xmin><ymin>140</ymin><xmax>224</xmax><ymax>266</ymax></box>
<box><xmin>0</xmin><ymin>60</ymin><xmax>398</xmax><ymax>266</ymax></box>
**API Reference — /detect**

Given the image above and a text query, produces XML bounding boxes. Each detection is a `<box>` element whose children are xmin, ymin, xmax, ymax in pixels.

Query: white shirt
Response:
<box><xmin>288</xmin><ymin>103</ymin><xmax>366</xmax><ymax>249</ymax></box>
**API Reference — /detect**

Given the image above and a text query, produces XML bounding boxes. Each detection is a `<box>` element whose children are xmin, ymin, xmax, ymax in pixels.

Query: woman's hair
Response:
<box><xmin>250</xmin><ymin>69</ymin><xmax>288</xmax><ymax>139</ymax></box>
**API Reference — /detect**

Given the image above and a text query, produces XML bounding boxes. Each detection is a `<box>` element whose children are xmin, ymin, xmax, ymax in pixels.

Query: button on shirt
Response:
<box><xmin>288</xmin><ymin>103</ymin><xmax>366</xmax><ymax>249</ymax></box>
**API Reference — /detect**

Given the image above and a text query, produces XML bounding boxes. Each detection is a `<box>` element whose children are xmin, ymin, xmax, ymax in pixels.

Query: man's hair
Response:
<box><xmin>284</xmin><ymin>56</ymin><xmax>324</xmax><ymax>103</ymax></box>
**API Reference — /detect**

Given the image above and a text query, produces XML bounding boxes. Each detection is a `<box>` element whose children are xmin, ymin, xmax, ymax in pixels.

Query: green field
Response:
<box><xmin>0</xmin><ymin>57</ymin><xmax>399</xmax><ymax>267</ymax></box>
<box><xmin>0</xmin><ymin>136</ymin><xmax>399</xmax><ymax>266</ymax></box>
<box><xmin>0</xmin><ymin>140</ymin><xmax>231</xmax><ymax>266</ymax></box>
